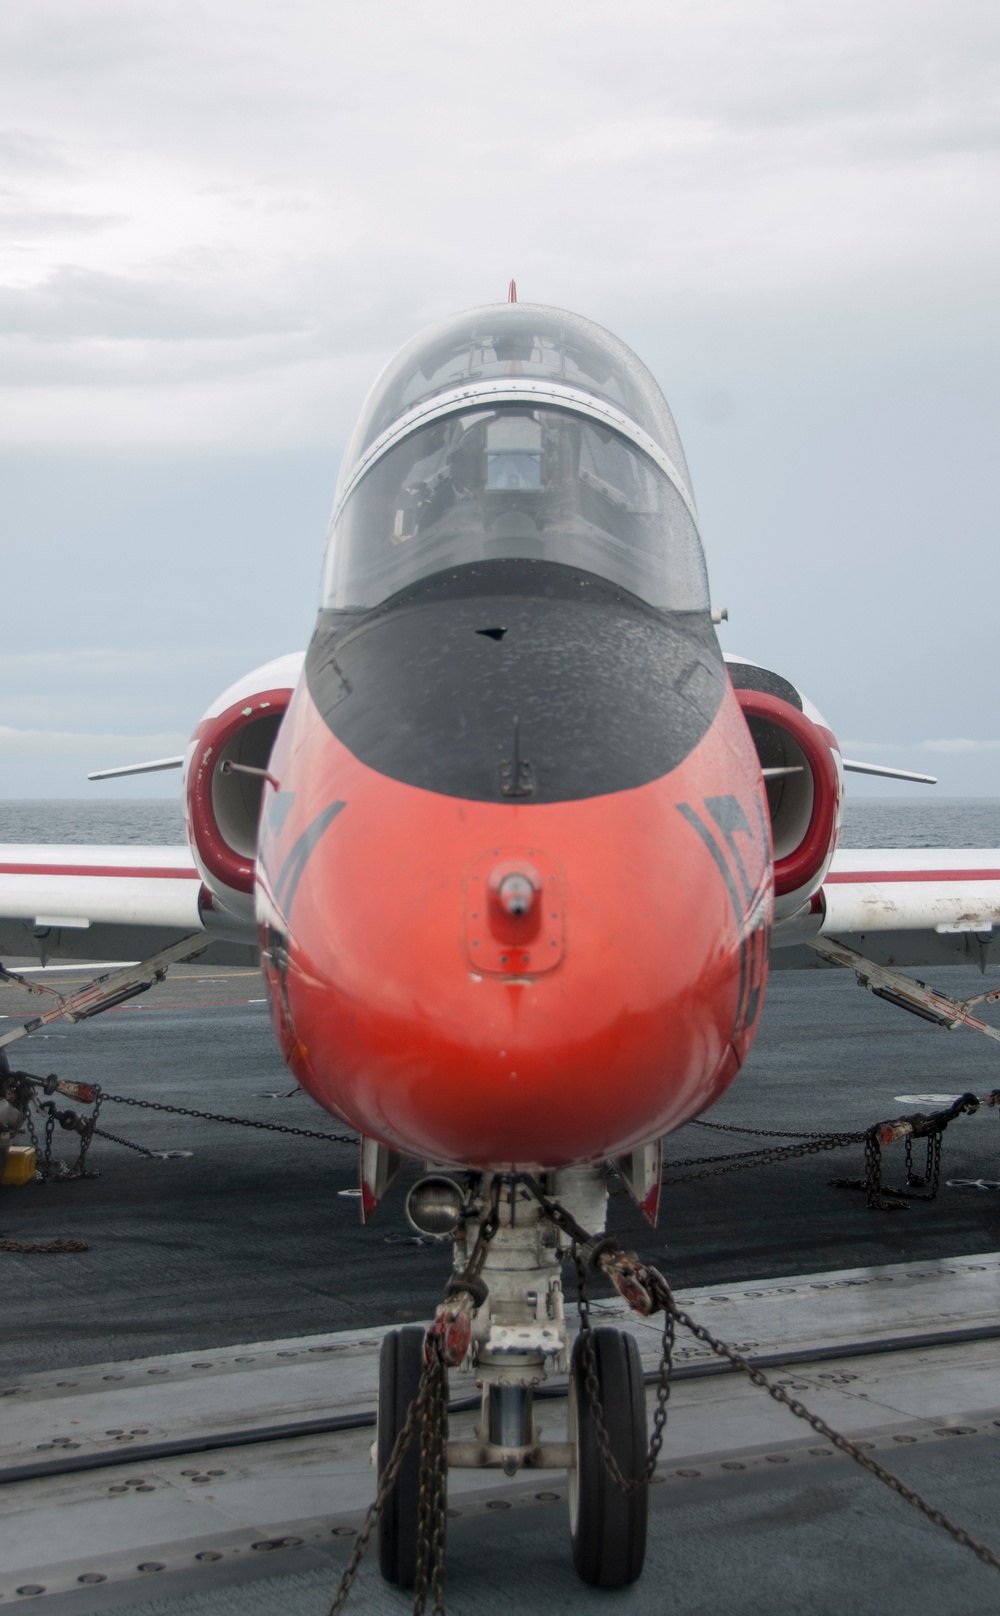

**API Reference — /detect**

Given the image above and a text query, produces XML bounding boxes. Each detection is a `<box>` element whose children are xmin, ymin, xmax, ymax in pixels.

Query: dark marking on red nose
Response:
<box><xmin>270</xmin><ymin>800</ymin><xmax>346</xmax><ymax>915</ymax></box>
<box><xmin>677</xmin><ymin>797</ymin><xmax>770</xmax><ymax>1041</ymax></box>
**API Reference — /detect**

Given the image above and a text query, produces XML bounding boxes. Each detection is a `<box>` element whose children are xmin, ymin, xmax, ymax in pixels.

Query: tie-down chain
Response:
<box><xmin>325</xmin><ymin>1176</ymin><xmax>1000</xmax><ymax>1616</ymax></box>
<box><xmin>665</xmin><ymin>1090</ymin><xmax>999</xmax><ymax>1209</ymax></box>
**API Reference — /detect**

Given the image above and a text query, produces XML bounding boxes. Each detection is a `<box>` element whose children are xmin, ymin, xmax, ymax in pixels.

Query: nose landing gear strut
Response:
<box><xmin>375</xmin><ymin>1166</ymin><xmax>652</xmax><ymax>1593</ymax></box>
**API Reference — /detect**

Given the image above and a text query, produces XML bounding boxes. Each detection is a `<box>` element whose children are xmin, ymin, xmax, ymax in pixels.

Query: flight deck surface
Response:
<box><xmin>2</xmin><ymin>962</ymin><xmax>999</xmax><ymax>1613</ymax></box>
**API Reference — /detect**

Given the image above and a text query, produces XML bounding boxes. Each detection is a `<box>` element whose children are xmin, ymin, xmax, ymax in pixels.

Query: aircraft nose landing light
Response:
<box><xmin>406</xmin><ymin>1174</ymin><xmax>467</xmax><ymax>1237</ymax></box>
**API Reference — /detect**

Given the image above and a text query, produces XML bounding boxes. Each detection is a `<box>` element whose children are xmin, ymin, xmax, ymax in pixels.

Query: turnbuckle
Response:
<box><xmin>590</xmin><ymin>1238</ymin><xmax>656</xmax><ymax>1316</ymax></box>
<box><xmin>429</xmin><ymin>1279</ymin><xmax>486</xmax><ymax>1367</ymax></box>
<box><xmin>39</xmin><ymin>1075</ymin><xmax>99</xmax><ymax>1104</ymax></box>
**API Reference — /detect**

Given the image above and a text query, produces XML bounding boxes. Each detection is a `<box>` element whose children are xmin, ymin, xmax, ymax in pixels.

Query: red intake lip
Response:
<box><xmin>735</xmin><ymin>688</ymin><xmax>839</xmax><ymax>898</ymax></box>
<box><xmin>186</xmin><ymin>688</ymin><xmax>292</xmax><ymax>895</ymax></box>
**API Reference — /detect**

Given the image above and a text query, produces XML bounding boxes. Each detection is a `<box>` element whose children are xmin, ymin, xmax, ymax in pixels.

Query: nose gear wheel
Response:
<box><xmin>377</xmin><ymin>1327</ymin><xmax>428</xmax><ymax>1589</ymax></box>
<box><xmin>568</xmin><ymin>1327</ymin><xmax>648</xmax><ymax>1588</ymax></box>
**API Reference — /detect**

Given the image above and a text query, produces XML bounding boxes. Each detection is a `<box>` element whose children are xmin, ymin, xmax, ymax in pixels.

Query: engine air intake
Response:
<box><xmin>187</xmin><ymin>688</ymin><xmax>292</xmax><ymax>897</ymax></box>
<box><xmin>735</xmin><ymin>688</ymin><xmax>840</xmax><ymax>901</ymax></box>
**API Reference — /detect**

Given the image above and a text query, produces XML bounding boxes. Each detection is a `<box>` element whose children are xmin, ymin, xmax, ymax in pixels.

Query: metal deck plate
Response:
<box><xmin>2</xmin><ymin>1252</ymin><xmax>998</xmax><ymax>1607</ymax></box>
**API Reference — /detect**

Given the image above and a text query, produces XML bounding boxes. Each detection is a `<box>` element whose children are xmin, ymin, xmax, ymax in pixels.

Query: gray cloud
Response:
<box><xmin>0</xmin><ymin>128</ymin><xmax>75</xmax><ymax>176</ymax></box>
<box><xmin>0</xmin><ymin>207</ymin><xmax>125</xmax><ymax>239</ymax></box>
<box><xmin>0</xmin><ymin>1</ymin><xmax>997</xmax><ymax>793</ymax></box>
<box><xmin>0</xmin><ymin>726</ymin><xmax>186</xmax><ymax>760</ymax></box>
<box><xmin>0</xmin><ymin>265</ymin><xmax>311</xmax><ymax>341</ymax></box>
<box><xmin>844</xmin><ymin>740</ymin><xmax>1000</xmax><ymax>755</ymax></box>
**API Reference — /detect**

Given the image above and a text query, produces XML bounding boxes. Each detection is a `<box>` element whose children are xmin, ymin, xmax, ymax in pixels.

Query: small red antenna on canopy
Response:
<box><xmin>508</xmin><ymin>279</ymin><xmax>517</xmax><ymax>303</ymax></box>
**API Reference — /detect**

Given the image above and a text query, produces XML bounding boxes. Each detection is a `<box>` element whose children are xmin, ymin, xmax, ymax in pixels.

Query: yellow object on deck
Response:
<box><xmin>2</xmin><ymin>1145</ymin><xmax>37</xmax><ymax>1186</ymax></box>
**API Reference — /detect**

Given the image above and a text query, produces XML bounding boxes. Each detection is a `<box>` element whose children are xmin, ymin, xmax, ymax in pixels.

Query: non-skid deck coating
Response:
<box><xmin>2</xmin><ymin>1254</ymin><xmax>999</xmax><ymax>1615</ymax></box>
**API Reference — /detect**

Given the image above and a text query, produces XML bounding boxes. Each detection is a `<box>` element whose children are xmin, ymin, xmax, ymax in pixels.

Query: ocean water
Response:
<box><xmin>0</xmin><ymin>797</ymin><xmax>999</xmax><ymax>848</ymax></box>
<box><xmin>0</xmin><ymin>799</ymin><xmax>186</xmax><ymax>845</ymax></box>
<box><xmin>838</xmin><ymin>798</ymin><xmax>1000</xmax><ymax>849</ymax></box>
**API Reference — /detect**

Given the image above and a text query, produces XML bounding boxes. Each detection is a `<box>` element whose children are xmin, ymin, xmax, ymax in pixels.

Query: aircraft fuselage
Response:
<box><xmin>257</xmin><ymin>558</ymin><xmax>771</xmax><ymax>1169</ymax></box>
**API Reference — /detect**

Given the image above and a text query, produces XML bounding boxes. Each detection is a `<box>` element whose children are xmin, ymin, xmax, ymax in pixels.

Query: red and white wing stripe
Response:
<box><xmin>5</xmin><ymin>841</ymin><xmax>999</xmax><ymax>967</ymax></box>
<box><xmin>820</xmin><ymin>848</ymin><xmax>1000</xmax><ymax>935</ymax></box>
<box><xmin>0</xmin><ymin>845</ymin><xmax>202</xmax><ymax>932</ymax></box>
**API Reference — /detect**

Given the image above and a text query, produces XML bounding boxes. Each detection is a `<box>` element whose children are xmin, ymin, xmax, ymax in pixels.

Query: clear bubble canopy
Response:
<box><xmin>324</xmin><ymin>303</ymin><xmax>709</xmax><ymax>613</ymax></box>
<box><xmin>339</xmin><ymin>303</ymin><xmax>693</xmax><ymax>493</ymax></box>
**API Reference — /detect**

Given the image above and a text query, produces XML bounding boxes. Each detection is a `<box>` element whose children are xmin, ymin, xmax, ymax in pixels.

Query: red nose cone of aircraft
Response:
<box><xmin>257</xmin><ymin>686</ymin><xmax>770</xmax><ymax>1172</ymax></box>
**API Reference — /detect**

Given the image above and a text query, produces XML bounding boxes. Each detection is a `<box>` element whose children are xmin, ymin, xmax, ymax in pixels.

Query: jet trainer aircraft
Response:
<box><xmin>3</xmin><ymin>299</ymin><xmax>999</xmax><ymax>1591</ymax></box>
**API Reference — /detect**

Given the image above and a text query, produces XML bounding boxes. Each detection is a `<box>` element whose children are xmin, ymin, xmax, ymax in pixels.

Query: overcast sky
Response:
<box><xmin>1</xmin><ymin>0</ymin><xmax>998</xmax><ymax>799</ymax></box>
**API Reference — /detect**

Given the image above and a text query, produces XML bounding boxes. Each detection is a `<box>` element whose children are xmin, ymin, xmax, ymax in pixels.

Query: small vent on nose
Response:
<box><xmin>476</xmin><ymin>626</ymin><xmax>507</xmax><ymax>641</ymax></box>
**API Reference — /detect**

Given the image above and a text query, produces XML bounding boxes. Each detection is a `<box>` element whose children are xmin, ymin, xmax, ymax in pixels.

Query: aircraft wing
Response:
<box><xmin>772</xmin><ymin>848</ymin><xmax>1000</xmax><ymax>970</ymax></box>
<box><xmin>0</xmin><ymin>845</ymin><xmax>256</xmax><ymax>966</ymax></box>
<box><xmin>4</xmin><ymin>839</ymin><xmax>997</xmax><ymax>974</ymax></box>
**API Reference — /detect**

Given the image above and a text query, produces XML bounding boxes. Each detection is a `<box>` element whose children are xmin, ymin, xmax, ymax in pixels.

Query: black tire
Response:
<box><xmin>377</xmin><ymin>1325</ymin><xmax>425</xmax><ymax>1586</ymax></box>
<box><xmin>568</xmin><ymin>1326</ymin><xmax>648</xmax><ymax>1588</ymax></box>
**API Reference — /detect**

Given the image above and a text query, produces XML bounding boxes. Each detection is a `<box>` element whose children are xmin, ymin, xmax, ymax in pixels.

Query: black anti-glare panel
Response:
<box><xmin>305</xmin><ymin>561</ymin><xmax>725</xmax><ymax>803</ymax></box>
